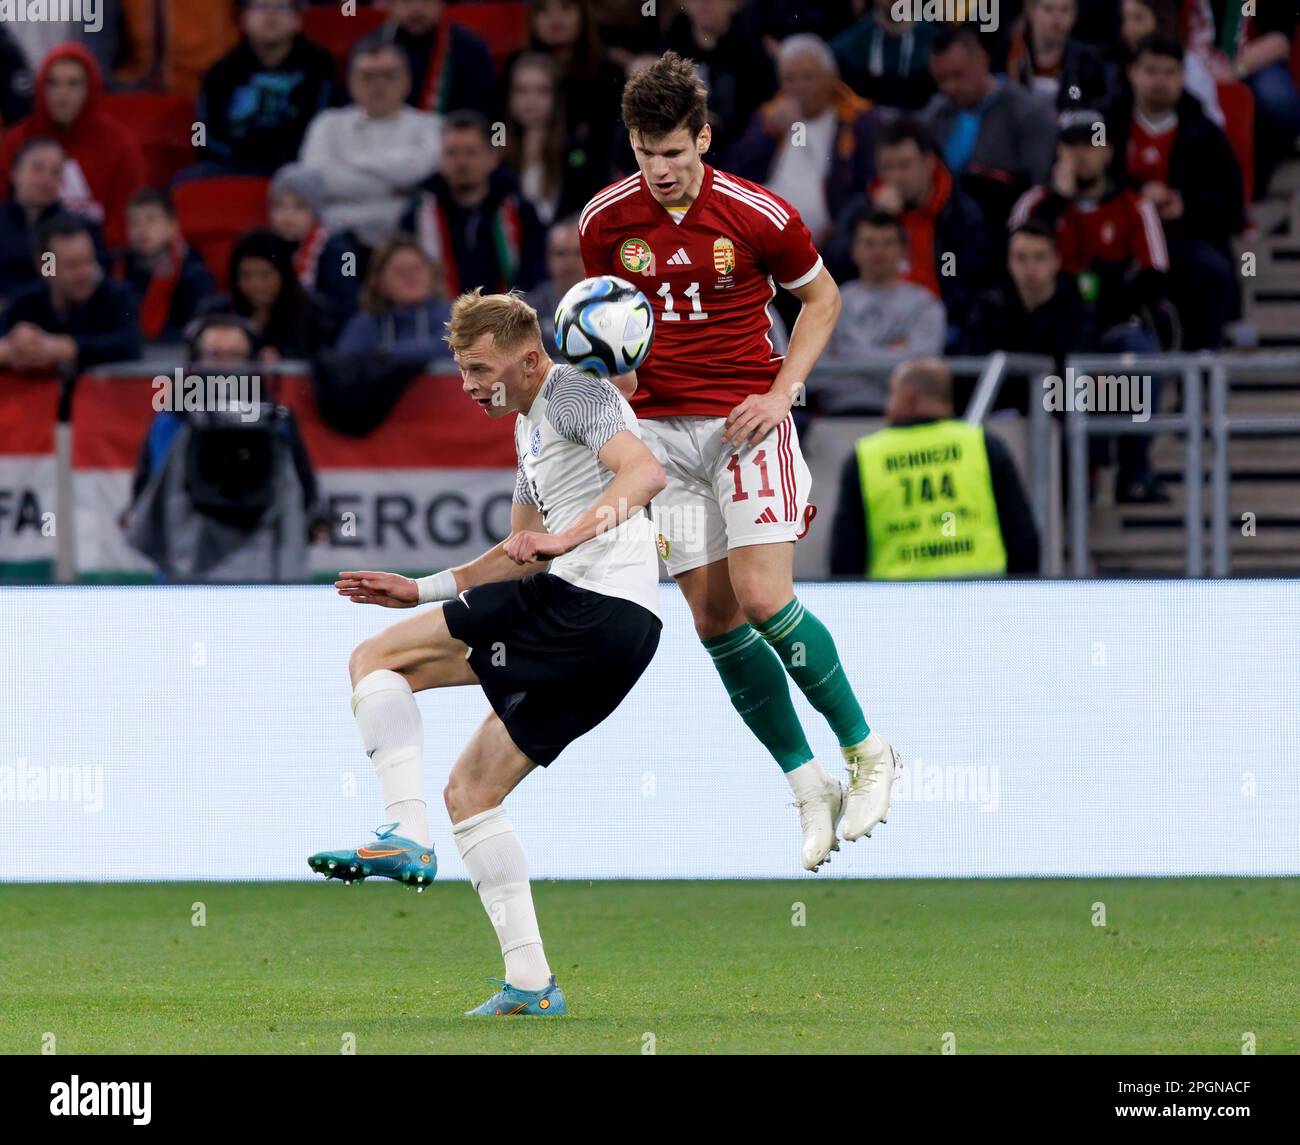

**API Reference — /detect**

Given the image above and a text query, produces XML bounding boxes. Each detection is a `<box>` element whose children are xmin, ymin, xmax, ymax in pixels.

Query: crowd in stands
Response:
<box><xmin>1</xmin><ymin>1</ymin><xmax>1298</xmax><ymax>504</ymax></box>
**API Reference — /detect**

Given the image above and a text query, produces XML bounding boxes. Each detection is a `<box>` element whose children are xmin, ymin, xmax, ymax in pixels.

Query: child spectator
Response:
<box><xmin>267</xmin><ymin>164</ymin><xmax>366</xmax><ymax>328</ymax></box>
<box><xmin>116</xmin><ymin>189</ymin><xmax>216</xmax><ymax>342</ymax></box>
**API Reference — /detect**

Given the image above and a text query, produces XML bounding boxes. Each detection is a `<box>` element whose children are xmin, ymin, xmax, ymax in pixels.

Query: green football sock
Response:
<box><xmin>753</xmin><ymin>598</ymin><xmax>870</xmax><ymax>748</ymax></box>
<box><xmin>702</xmin><ymin>623</ymin><xmax>814</xmax><ymax>773</ymax></box>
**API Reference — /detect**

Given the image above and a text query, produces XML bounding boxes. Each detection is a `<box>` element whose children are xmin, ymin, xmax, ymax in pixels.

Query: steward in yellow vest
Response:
<box><xmin>829</xmin><ymin>359</ymin><xmax>1040</xmax><ymax>579</ymax></box>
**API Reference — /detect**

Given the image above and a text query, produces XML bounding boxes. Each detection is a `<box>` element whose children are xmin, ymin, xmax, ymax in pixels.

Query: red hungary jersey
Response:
<box><xmin>578</xmin><ymin>163</ymin><xmax>823</xmax><ymax>419</ymax></box>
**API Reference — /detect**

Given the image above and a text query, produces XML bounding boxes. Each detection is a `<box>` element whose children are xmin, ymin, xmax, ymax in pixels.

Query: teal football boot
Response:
<box><xmin>465</xmin><ymin>975</ymin><xmax>567</xmax><ymax>1016</ymax></box>
<box><xmin>307</xmin><ymin>822</ymin><xmax>437</xmax><ymax>890</ymax></box>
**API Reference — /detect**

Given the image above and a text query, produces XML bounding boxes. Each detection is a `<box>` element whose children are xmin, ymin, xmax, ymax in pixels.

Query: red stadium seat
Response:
<box><xmin>1216</xmin><ymin>80</ymin><xmax>1255</xmax><ymax>205</ymax></box>
<box><xmin>300</xmin><ymin>3</ymin><xmax>388</xmax><ymax>79</ymax></box>
<box><xmin>445</xmin><ymin>2</ymin><xmax>530</xmax><ymax>70</ymax></box>
<box><xmin>100</xmin><ymin>92</ymin><xmax>198</xmax><ymax>189</ymax></box>
<box><xmin>172</xmin><ymin>176</ymin><xmax>270</xmax><ymax>290</ymax></box>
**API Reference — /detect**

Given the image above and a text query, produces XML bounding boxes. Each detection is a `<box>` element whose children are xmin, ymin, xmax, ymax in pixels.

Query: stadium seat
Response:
<box><xmin>172</xmin><ymin>176</ymin><xmax>270</xmax><ymax>289</ymax></box>
<box><xmin>300</xmin><ymin>4</ymin><xmax>388</xmax><ymax>79</ymax></box>
<box><xmin>445</xmin><ymin>2</ymin><xmax>530</xmax><ymax>70</ymax></box>
<box><xmin>101</xmin><ymin>92</ymin><xmax>199</xmax><ymax>190</ymax></box>
<box><xmin>1216</xmin><ymin>80</ymin><xmax>1255</xmax><ymax>206</ymax></box>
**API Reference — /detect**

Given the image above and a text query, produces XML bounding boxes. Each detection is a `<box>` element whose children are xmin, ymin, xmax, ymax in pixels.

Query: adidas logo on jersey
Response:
<box><xmin>754</xmin><ymin>507</ymin><xmax>779</xmax><ymax>525</ymax></box>
<box><xmin>667</xmin><ymin>248</ymin><xmax>690</xmax><ymax>266</ymax></box>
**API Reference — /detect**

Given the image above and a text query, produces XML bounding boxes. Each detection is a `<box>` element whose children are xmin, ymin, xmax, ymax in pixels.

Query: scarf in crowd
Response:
<box><xmin>414</xmin><ymin>191</ymin><xmax>522</xmax><ymax>297</ymax></box>
<box><xmin>417</xmin><ymin>25</ymin><xmax>454</xmax><ymax>114</ymax></box>
<box><xmin>131</xmin><ymin>235</ymin><xmax>187</xmax><ymax>340</ymax></box>
<box><xmin>293</xmin><ymin>224</ymin><xmax>328</xmax><ymax>288</ymax></box>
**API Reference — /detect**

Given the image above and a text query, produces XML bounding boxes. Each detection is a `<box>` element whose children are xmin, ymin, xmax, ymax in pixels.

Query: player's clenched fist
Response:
<box><xmin>504</xmin><ymin>530</ymin><xmax>570</xmax><ymax>564</ymax></box>
<box><xmin>334</xmin><ymin>570</ymin><xmax>419</xmax><ymax>607</ymax></box>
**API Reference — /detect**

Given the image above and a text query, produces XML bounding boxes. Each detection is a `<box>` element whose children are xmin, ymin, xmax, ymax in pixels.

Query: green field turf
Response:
<box><xmin>1</xmin><ymin>879</ymin><xmax>1295</xmax><ymax>1054</ymax></box>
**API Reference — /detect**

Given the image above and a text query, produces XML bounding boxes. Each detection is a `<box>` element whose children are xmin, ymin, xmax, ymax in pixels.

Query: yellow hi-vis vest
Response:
<box><xmin>854</xmin><ymin>420</ymin><xmax>1008</xmax><ymax>580</ymax></box>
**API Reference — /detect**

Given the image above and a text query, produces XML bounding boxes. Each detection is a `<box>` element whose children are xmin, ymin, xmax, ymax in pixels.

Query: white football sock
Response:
<box><xmin>787</xmin><ymin>758</ymin><xmax>834</xmax><ymax>800</ymax></box>
<box><xmin>453</xmin><ymin>806</ymin><xmax>552</xmax><ymax>991</ymax></box>
<box><xmin>351</xmin><ymin>669</ymin><xmax>430</xmax><ymax>847</ymax></box>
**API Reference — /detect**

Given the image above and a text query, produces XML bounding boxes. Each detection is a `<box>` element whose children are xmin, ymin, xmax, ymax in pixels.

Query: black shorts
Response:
<box><xmin>441</xmin><ymin>573</ymin><xmax>661</xmax><ymax>767</ymax></box>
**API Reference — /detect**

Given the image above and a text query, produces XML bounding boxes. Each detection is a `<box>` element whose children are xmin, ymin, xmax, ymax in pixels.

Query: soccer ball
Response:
<box><xmin>553</xmin><ymin>275</ymin><xmax>654</xmax><ymax>377</ymax></box>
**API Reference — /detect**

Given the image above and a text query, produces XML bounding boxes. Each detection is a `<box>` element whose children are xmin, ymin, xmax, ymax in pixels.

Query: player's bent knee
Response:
<box><xmin>736</xmin><ymin>588</ymin><xmax>794</xmax><ymax>629</ymax></box>
<box><xmin>443</xmin><ymin>776</ymin><xmax>504</xmax><ymax>823</ymax></box>
<box><xmin>348</xmin><ymin>640</ymin><xmax>384</xmax><ymax>688</ymax></box>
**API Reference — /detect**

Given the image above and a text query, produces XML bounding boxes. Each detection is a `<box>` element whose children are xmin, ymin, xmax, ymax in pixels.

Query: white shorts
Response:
<box><xmin>639</xmin><ymin>414</ymin><xmax>815</xmax><ymax>577</ymax></box>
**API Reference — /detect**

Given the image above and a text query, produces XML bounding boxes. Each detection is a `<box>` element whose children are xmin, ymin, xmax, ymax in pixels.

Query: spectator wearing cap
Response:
<box><xmin>828</xmin><ymin>117</ymin><xmax>989</xmax><ymax>350</ymax></box>
<box><xmin>298</xmin><ymin>34</ymin><xmax>442</xmax><ymax>249</ymax></box>
<box><xmin>728</xmin><ymin>33</ymin><xmax>877</xmax><ymax>245</ymax></box>
<box><xmin>829</xmin><ymin>0</ymin><xmax>937</xmax><ymax>112</ymax></box>
<box><xmin>1105</xmin><ymin>33</ymin><xmax>1243</xmax><ymax>348</ymax></box>
<box><xmin>0</xmin><ymin>215</ymin><xmax>140</xmax><ymax>372</ymax></box>
<box><xmin>1012</xmin><ymin>111</ymin><xmax>1173</xmax><ymax>502</ymax></box>
<box><xmin>195</xmin><ymin>0</ymin><xmax>337</xmax><ymax>176</ymax></box>
<box><xmin>387</xmin><ymin>0</ymin><xmax>495</xmax><ymax>116</ymax></box>
<box><xmin>1010</xmin><ymin>110</ymin><xmax>1169</xmax><ymax>343</ymax></box>
<box><xmin>267</xmin><ymin>164</ymin><xmax>367</xmax><ymax>329</ymax></box>
<box><xmin>1005</xmin><ymin>0</ymin><xmax>1112</xmax><ymax>111</ymax></box>
<box><xmin>401</xmin><ymin>111</ymin><xmax>546</xmax><ymax>295</ymax></box>
<box><xmin>816</xmin><ymin>209</ymin><xmax>946</xmax><ymax>415</ymax></box>
<box><xmin>921</xmin><ymin>23</ymin><xmax>1058</xmax><ymax>230</ymax></box>
<box><xmin>115</xmin><ymin>189</ymin><xmax>216</xmax><ymax>342</ymax></box>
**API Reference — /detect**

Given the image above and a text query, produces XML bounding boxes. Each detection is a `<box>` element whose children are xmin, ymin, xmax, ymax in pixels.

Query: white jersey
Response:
<box><xmin>514</xmin><ymin>363</ymin><xmax>661</xmax><ymax>618</ymax></box>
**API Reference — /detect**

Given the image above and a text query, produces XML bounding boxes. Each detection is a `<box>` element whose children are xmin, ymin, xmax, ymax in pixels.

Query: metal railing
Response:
<box><xmin>1062</xmin><ymin>352</ymin><xmax>1300</xmax><ymax>578</ymax></box>
<box><xmin>1207</xmin><ymin>355</ymin><xmax>1300</xmax><ymax>576</ymax></box>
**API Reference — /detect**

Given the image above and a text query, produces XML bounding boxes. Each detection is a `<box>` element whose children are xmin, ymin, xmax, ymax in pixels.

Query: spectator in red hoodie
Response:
<box><xmin>0</xmin><ymin>44</ymin><xmax>147</xmax><ymax>252</ymax></box>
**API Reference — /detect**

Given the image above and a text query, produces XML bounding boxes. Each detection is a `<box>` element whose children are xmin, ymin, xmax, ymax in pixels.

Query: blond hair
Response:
<box><xmin>442</xmin><ymin>287</ymin><xmax>542</xmax><ymax>355</ymax></box>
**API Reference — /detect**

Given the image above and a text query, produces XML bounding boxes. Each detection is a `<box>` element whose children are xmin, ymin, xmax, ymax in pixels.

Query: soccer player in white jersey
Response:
<box><xmin>310</xmin><ymin>289</ymin><xmax>665</xmax><ymax>1017</ymax></box>
<box><xmin>578</xmin><ymin>52</ymin><xmax>900</xmax><ymax>871</ymax></box>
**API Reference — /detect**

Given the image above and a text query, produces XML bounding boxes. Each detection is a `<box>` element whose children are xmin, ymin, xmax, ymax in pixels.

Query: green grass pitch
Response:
<box><xmin>2</xmin><ymin>878</ymin><xmax>1295</xmax><ymax>1054</ymax></box>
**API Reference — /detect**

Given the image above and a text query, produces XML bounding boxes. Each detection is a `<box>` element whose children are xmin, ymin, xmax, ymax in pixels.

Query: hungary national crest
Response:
<box><xmin>620</xmin><ymin>238</ymin><xmax>653</xmax><ymax>274</ymax></box>
<box><xmin>713</xmin><ymin>236</ymin><xmax>736</xmax><ymax>275</ymax></box>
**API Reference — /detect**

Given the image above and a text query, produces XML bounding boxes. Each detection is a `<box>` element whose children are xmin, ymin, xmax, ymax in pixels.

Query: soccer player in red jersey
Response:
<box><xmin>578</xmin><ymin>52</ymin><xmax>900</xmax><ymax>870</ymax></box>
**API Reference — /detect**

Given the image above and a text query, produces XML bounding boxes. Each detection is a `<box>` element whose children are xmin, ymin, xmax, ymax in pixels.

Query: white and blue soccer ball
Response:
<box><xmin>553</xmin><ymin>275</ymin><xmax>654</xmax><ymax>377</ymax></box>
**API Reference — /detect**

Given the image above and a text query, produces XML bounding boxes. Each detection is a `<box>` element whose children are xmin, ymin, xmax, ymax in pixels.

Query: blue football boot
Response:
<box><xmin>307</xmin><ymin>822</ymin><xmax>437</xmax><ymax>890</ymax></box>
<box><xmin>465</xmin><ymin>975</ymin><xmax>567</xmax><ymax>1016</ymax></box>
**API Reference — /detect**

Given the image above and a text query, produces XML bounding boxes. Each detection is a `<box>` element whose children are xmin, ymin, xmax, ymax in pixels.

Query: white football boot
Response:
<box><xmin>841</xmin><ymin>734</ymin><xmax>901</xmax><ymax>842</ymax></box>
<box><xmin>791</xmin><ymin>766</ymin><xmax>845</xmax><ymax>871</ymax></box>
